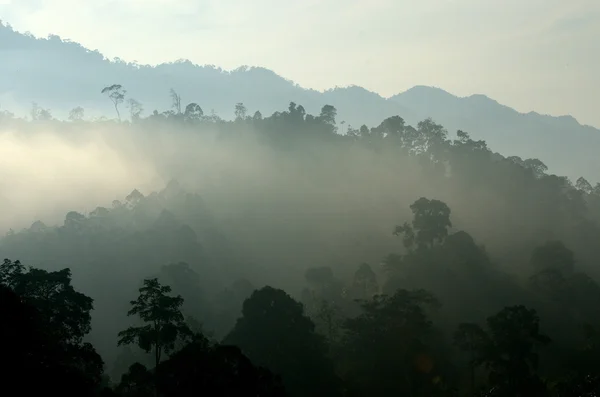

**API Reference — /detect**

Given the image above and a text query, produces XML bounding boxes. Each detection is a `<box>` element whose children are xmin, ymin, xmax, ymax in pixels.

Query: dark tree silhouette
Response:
<box><xmin>225</xmin><ymin>286</ymin><xmax>341</xmax><ymax>397</ymax></box>
<box><xmin>118</xmin><ymin>278</ymin><xmax>191</xmax><ymax>369</ymax></box>
<box><xmin>394</xmin><ymin>197</ymin><xmax>452</xmax><ymax>250</ymax></box>
<box><xmin>101</xmin><ymin>84</ymin><xmax>126</xmax><ymax>120</ymax></box>
<box><xmin>341</xmin><ymin>289</ymin><xmax>443</xmax><ymax>397</ymax></box>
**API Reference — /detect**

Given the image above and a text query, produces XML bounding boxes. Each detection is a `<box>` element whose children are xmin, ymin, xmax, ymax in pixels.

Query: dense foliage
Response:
<box><xmin>1</xmin><ymin>93</ymin><xmax>600</xmax><ymax>396</ymax></box>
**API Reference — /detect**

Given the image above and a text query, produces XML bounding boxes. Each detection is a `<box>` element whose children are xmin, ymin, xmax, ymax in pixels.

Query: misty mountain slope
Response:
<box><xmin>390</xmin><ymin>86</ymin><xmax>600</xmax><ymax>181</ymax></box>
<box><xmin>3</xmin><ymin>101</ymin><xmax>600</xmax><ymax>384</ymax></box>
<box><xmin>1</xmin><ymin>22</ymin><xmax>599</xmax><ymax>180</ymax></box>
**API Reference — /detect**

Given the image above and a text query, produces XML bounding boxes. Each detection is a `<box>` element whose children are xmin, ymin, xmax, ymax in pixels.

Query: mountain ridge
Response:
<box><xmin>0</xmin><ymin>22</ymin><xmax>592</xmax><ymax>128</ymax></box>
<box><xmin>1</xmin><ymin>21</ymin><xmax>599</xmax><ymax>181</ymax></box>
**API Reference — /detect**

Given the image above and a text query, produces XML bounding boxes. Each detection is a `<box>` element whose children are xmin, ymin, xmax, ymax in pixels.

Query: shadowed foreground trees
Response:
<box><xmin>117</xmin><ymin>337</ymin><xmax>286</xmax><ymax>397</ymax></box>
<box><xmin>225</xmin><ymin>286</ymin><xmax>341</xmax><ymax>397</ymax></box>
<box><xmin>341</xmin><ymin>289</ymin><xmax>446</xmax><ymax>397</ymax></box>
<box><xmin>2</xmin><ymin>254</ymin><xmax>600</xmax><ymax>397</ymax></box>
<box><xmin>3</xmin><ymin>193</ymin><xmax>600</xmax><ymax>397</ymax></box>
<box><xmin>156</xmin><ymin>339</ymin><xmax>286</xmax><ymax>397</ymax></box>
<box><xmin>455</xmin><ymin>306</ymin><xmax>551</xmax><ymax>396</ymax></box>
<box><xmin>0</xmin><ymin>261</ymin><xmax>106</xmax><ymax>397</ymax></box>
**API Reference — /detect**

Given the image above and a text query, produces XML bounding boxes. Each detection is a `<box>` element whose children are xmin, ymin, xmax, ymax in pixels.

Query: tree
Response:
<box><xmin>459</xmin><ymin>306</ymin><xmax>551</xmax><ymax>394</ymax></box>
<box><xmin>395</xmin><ymin>197</ymin><xmax>452</xmax><ymax>250</ymax></box>
<box><xmin>225</xmin><ymin>286</ymin><xmax>340</xmax><ymax>397</ymax></box>
<box><xmin>169</xmin><ymin>89</ymin><xmax>182</xmax><ymax>115</ymax></box>
<box><xmin>523</xmin><ymin>158</ymin><xmax>548</xmax><ymax>179</ymax></box>
<box><xmin>234</xmin><ymin>102</ymin><xmax>247</xmax><ymax>120</ymax></box>
<box><xmin>304</xmin><ymin>266</ymin><xmax>344</xmax><ymax>304</ymax></box>
<box><xmin>576</xmin><ymin>177</ymin><xmax>593</xmax><ymax>194</ymax></box>
<box><xmin>319</xmin><ymin>104</ymin><xmax>337</xmax><ymax>125</ymax></box>
<box><xmin>531</xmin><ymin>241</ymin><xmax>575</xmax><ymax>275</ymax></box>
<box><xmin>156</xmin><ymin>339</ymin><xmax>287</xmax><ymax>397</ymax></box>
<box><xmin>64</xmin><ymin>211</ymin><xmax>86</xmax><ymax>232</ymax></box>
<box><xmin>342</xmin><ymin>289</ymin><xmax>442</xmax><ymax>397</ymax></box>
<box><xmin>68</xmin><ymin>106</ymin><xmax>85</xmax><ymax>121</ymax></box>
<box><xmin>350</xmin><ymin>263</ymin><xmax>379</xmax><ymax>300</ymax></box>
<box><xmin>454</xmin><ymin>323</ymin><xmax>490</xmax><ymax>396</ymax></box>
<box><xmin>127</xmin><ymin>98</ymin><xmax>144</xmax><ymax>121</ymax></box>
<box><xmin>116</xmin><ymin>363</ymin><xmax>155</xmax><ymax>397</ymax></box>
<box><xmin>30</xmin><ymin>102</ymin><xmax>52</xmax><ymax>121</ymax></box>
<box><xmin>529</xmin><ymin>241</ymin><xmax>575</xmax><ymax>304</ymax></box>
<box><xmin>118</xmin><ymin>278</ymin><xmax>191</xmax><ymax>369</ymax></box>
<box><xmin>101</xmin><ymin>84</ymin><xmax>126</xmax><ymax>120</ymax></box>
<box><xmin>0</xmin><ymin>266</ymin><xmax>104</xmax><ymax>396</ymax></box>
<box><xmin>0</xmin><ymin>259</ymin><xmax>93</xmax><ymax>344</ymax></box>
<box><xmin>183</xmin><ymin>103</ymin><xmax>203</xmax><ymax>122</ymax></box>
<box><xmin>314</xmin><ymin>298</ymin><xmax>343</xmax><ymax>343</ymax></box>
<box><xmin>374</xmin><ymin>116</ymin><xmax>406</xmax><ymax>146</ymax></box>
<box><xmin>413</xmin><ymin>118</ymin><xmax>448</xmax><ymax>156</ymax></box>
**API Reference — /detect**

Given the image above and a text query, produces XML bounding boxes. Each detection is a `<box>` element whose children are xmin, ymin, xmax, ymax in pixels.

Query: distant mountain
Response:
<box><xmin>390</xmin><ymin>87</ymin><xmax>600</xmax><ymax>182</ymax></box>
<box><xmin>1</xmin><ymin>22</ymin><xmax>598</xmax><ymax>181</ymax></box>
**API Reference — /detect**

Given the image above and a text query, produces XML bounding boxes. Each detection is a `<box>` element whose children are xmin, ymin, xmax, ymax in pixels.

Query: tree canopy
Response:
<box><xmin>1</xmin><ymin>96</ymin><xmax>600</xmax><ymax>396</ymax></box>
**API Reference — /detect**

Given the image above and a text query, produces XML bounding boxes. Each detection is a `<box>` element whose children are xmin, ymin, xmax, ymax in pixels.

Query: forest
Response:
<box><xmin>1</xmin><ymin>87</ymin><xmax>600</xmax><ymax>397</ymax></box>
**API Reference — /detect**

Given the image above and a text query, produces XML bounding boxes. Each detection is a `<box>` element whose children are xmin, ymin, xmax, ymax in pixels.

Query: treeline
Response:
<box><xmin>1</xmin><ymin>91</ymin><xmax>600</xmax><ymax>396</ymax></box>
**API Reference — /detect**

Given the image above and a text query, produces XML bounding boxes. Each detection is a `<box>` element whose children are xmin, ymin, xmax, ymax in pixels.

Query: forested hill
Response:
<box><xmin>1</xmin><ymin>21</ymin><xmax>599</xmax><ymax>181</ymax></box>
<box><xmin>2</xmin><ymin>101</ymin><xmax>600</xmax><ymax>396</ymax></box>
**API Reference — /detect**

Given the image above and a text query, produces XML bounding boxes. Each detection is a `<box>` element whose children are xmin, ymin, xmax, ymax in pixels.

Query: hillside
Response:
<box><xmin>0</xmin><ymin>21</ymin><xmax>598</xmax><ymax>181</ymax></box>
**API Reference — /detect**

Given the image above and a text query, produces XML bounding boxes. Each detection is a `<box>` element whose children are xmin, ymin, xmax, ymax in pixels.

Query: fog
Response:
<box><xmin>0</xmin><ymin>128</ymin><xmax>163</xmax><ymax>233</ymax></box>
<box><xmin>1</xmin><ymin>114</ymin><xmax>594</xmax><ymax>282</ymax></box>
<box><xmin>3</xmin><ymin>3</ymin><xmax>600</xmax><ymax>393</ymax></box>
<box><xmin>0</xmin><ymin>120</ymin><xmax>431</xmax><ymax>274</ymax></box>
<box><xmin>2</xmin><ymin>109</ymin><xmax>600</xmax><ymax>395</ymax></box>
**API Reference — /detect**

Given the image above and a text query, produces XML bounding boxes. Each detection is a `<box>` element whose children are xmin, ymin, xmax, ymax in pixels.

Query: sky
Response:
<box><xmin>1</xmin><ymin>0</ymin><xmax>599</xmax><ymax>127</ymax></box>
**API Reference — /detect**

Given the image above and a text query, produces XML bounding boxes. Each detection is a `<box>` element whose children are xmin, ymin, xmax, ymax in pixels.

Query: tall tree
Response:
<box><xmin>454</xmin><ymin>323</ymin><xmax>490</xmax><ymax>396</ymax></box>
<box><xmin>118</xmin><ymin>278</ymin><xmax>191</xmax><ymax>369</ymax></box>
<box><xmin>341</xmin><ymin>289</ymin><xmax>442</xmax><ymax>397</ymax></box>
<box><xmin>318</xmin><ymin>104</ymin><xmax>337</xmax><ymax>125</ymax></box>
<box><xmin>234</xmin><ymin>102</ymin><xmax>247</xmax><ymax>120</ymax></box>
<box><xmin>394</xmin><ymin>197</ymin><xmax>452</xmax><ymax>250</ymax></box>
<box><xmin>225</xmin><ymin>286</ymin><xmax>340</xmax><ymax>397</ymax></box>
<box><xmin>101</xmin><ymin>84</ymin><xmax>126</xmax><ymax>120</ymax></box>
<box><xmin>127</xmin><ymin>98</ymin><xmax>144</xmax><ymax>121</ymax></box>
<box><xmin>169</xmin><ymin>88</ymin><xmax>182</xmax><ymax>115</ymax></box>
<box><xmin>457</xmin><ymin>306</ymin><xmax>551</xmax><ymax>395</ymax></box>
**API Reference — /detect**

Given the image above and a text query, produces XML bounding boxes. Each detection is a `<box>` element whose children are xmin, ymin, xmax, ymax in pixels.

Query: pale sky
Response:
<box><xmin>1</xmin><ymin>0</ymin><xmax>599</xmax><ymax>127</ymax></box>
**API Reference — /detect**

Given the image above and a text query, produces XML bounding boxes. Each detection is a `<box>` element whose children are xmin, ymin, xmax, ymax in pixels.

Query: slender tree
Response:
<box><xmin>118</xmin><ymin>278</ymin><xmax>191</xmax><ymax>369</ymax></box>
<box><xmin>169</xmin><ymin>88</ymin><xmax>182</xmax><ymax>115</ymax></box>
<box><xmin>101</xmin><ymin>84</ymin><xmax>126</xmax><ymax>120</ymax></box>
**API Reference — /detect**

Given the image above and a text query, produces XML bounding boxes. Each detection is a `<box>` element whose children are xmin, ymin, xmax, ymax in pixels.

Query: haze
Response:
<box><xmin>1</xmin><ymin>2</ymin><xmax>600</xmax><ymax>396</ymax></box>
<box><xmin>0</xmin><ymin>127</ymin><xmax>161</xmax><ymax>233</ymax></box>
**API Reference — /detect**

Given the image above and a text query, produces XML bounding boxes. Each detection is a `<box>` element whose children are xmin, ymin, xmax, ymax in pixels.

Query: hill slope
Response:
<box><xmin>0</xmin><ymin>22</ymin><xmax>598</xmax><ymax>181</ymax></box>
